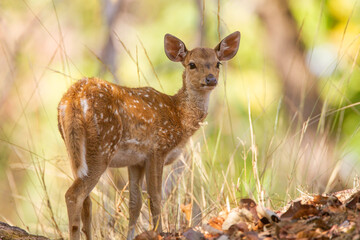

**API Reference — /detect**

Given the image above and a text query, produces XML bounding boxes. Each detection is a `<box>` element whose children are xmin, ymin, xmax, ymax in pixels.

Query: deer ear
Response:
<box><xmin>164</xmin><ymin>34</ymin><xmax>188</xmax><ymax>62</ymax></box>
<box><xmin>214</xmin><ymin>31</ymin><xmax>241</xmax><ymax>61</ymax></box>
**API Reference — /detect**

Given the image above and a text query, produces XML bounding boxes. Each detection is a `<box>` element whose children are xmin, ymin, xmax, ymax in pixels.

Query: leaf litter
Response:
<box><xmin>135</xmin><ymin>188</ymin><xmax>360</xmax><ymax>239</ymax></box>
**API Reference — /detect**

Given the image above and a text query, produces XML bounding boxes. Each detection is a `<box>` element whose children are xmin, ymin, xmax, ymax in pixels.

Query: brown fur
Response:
<box><xmin>58</xmin><ymin>32</ymin><xmax>240</xmax><ymax>240</ymax></box>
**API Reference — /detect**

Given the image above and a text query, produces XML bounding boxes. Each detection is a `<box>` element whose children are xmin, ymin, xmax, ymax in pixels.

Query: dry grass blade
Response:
<box><xmin>85</xmin><ymin>45</ymin><xmax>118</xmax><ymax>81</ymax></box>
<box><xmin>113</xmin><ymin>31</ymin><xmax>151</xmax><ymax>86</ymax></box>
<box><xmin>137</xmin><ymin>37</ymin><xmax>164</xmax><ymax>91</ymax></box>
<box><xmin>248</xmin><ymin>96</ymin><xmax>262</xmax><ymax>199</ymax></box>
<box><xmin>136</xmin><ymin>45</ymin><xmax>141</xmax><ymax>87</ymax></box>
<box><xmin>32</xmin><ymin>157</ymin><xmax>63</xmax><ymax>239</ymax></box>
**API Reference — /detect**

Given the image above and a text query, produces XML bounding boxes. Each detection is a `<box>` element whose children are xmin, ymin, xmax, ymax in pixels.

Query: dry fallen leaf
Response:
<box><xmin>239</xmin><ymin>199</ymin><xmax>257</xmax><ymax>209</ymax></box>
<box><xmin>242</xmin><ymin>231</ymin><xmax>261</xmax><ymax>240</ymax></box>
<box><xmin>203</xmin><ymin>216</ymin><xmax>224</xmax><ymax>238</ymax></box>
<box><xmin>135</xmin><ymin>231</ymin><xmax>161</xmax><ymax>240</ymax></box>
<box><xmin>239</xmin><ymin>199</ymin><xmax>259</xmax><ymax>223</ymax></box>
<box><xmin>207</xmin><ymin>217</ymin><xmax>224</xmax><ymax>231</ymax></box>
<box><xmin>345</xmin><ymin>191</ymin><xmax>360</xmax><ymax>209</ymax></box>
<box><xmin>281</xmin><ymin>201</ymin><xmax>319</xmax><ymax>220</ymax></box>
<box><xmin>226</xmin><ymin>222</ymin><xmax>249</xmax><ymax>236</ymax></box>
<box><xmin>181</xmin><ymin>204</ymin><xmax>192</xmax><ymax>222</ymax></box>
<box><xmin>296</xmin><ymin>229</ymin><xmax>323</xmax><ymax>239</ymax></box>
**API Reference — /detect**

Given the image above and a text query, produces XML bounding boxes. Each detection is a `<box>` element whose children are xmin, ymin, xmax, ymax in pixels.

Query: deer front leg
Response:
<box><xmin>127</xmin><ymin>165</ymin><xmax>145</xmax><ymax>240</ymax></box>
<box><xmin>145</xmin><ymin>158</ymin><xmax>164</xmax><ymax>234</ymax></box>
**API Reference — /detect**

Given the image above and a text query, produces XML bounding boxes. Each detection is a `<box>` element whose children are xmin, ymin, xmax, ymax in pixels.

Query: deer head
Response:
<box><xmin>164</xmin><ymin>31</ymin><xmax>240</xmax><ymax>92</ymax></box>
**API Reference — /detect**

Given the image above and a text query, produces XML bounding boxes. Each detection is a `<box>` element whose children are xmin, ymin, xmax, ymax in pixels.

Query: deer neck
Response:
<box><xmin>173</xmin><ymin>72</ymin><xmax>211</xmax><ymax>135</ymax></box>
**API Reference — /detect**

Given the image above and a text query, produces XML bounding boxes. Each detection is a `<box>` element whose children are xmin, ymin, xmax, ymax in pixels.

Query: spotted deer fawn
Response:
<box><xmin>58</xmin><ymin>31</ymin><xmax>240</xmax><ymax>240</ymax></box>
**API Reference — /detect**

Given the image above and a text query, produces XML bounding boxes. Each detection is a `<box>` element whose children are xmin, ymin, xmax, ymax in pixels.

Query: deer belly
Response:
<box><xmin>109</xmin><ymin>148</ymin><xmax>148</xmax><ymax>167</ymax></box>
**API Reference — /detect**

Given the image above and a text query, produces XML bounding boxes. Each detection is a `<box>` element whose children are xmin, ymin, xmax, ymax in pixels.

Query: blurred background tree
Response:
<box><xmin>0</xmin><ymin>0</ymin><xmax>359</xmax><ymax>238</ymax></box>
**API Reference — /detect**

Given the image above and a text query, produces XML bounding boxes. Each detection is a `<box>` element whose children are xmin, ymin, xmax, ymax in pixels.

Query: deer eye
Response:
<box><xmin>189</xmin><ymin>63</ymin><xmax>196</xmax><ymax>69</ymax></box>
<box><xmin>216</xmin><ymin>62</ymin><xmax>221</xmax><ymax>68</ymax></box>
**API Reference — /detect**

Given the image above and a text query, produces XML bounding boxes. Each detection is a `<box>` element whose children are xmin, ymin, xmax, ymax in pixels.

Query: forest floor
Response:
<box><xmin>136</xmin><ymin>188</ymin><xmax>360</xmax><ymax>240</ymax></box>
<box><xmin>1</xmin><ymin>188</ymin><xmax>360</xmax><ymax>240</ymax></box>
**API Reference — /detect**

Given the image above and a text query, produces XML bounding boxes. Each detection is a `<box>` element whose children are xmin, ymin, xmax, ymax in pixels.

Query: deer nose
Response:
<box><xmin>205</xmin><ymin>74</ymin><xmax>217</xmax><ymax>86</ymax></box>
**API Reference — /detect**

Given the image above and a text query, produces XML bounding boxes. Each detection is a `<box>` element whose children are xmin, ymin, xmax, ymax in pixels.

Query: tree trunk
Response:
<box><xmin>256</xmin><ymin>0</ymin><xmax>340</xmax><ymax>192</ymax></box>
<box><xmin>257</xmin><ymin>0</ymin><xmax>322</xmax><ymax>130</ymax></box>
<box><xmin>99</xmin><ymin>0</ymin><xmax>127</xmax><ymax>83</ymax></box>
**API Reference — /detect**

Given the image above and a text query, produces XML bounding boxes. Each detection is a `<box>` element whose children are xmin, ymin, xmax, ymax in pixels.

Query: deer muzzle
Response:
<box><xmin>205</xmin><ymin>74</ymin><xmax>217</xmax><ymax>87</ymax></box>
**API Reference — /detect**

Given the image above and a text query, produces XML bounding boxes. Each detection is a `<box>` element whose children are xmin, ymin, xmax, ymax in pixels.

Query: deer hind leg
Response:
<box><xmin>65</xmin><ymin>178</ymin><xmax>86</xmax><ymax>240</ymax></box>
<box><xmin>127</xmin><ymin>165</ymin><xmax>145</xmax><ymax>240</ymax></box>
<box><xmin>66</xmin><ymin>168</ymin><xmax>106</xmax><ymax>240</ymax></box>
<box><xmin>81</xmin><ymin>195</ymin><xmax>92</xmax><ymax>240</ymax></box>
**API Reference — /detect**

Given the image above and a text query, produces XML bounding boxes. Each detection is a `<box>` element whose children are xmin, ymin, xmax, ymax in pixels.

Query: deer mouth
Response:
<box><xmin>201</xmin><ymin>82</ymin><xmax>217</xmax><ymax>90</ymax></box>
<box><xmin>201</xmin><ymin>84</ymin><xmax>216</xmax><ymax>91</ymax></box>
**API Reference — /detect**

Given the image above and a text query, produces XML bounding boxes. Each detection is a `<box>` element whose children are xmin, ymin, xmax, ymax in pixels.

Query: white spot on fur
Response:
<box><xmin>78</xmin><ymin>138</ymin><xmax>89</xmax><ymax>178</ymax></box>
<box><xmin>125</xmin><ymin>139</ymin><xmax>140</xmax><ymax>145</ymax></box>
<box><xmin>80</xmin><ymin>98</ymin><xmax>88</xmax><ymax>118</ymax></box>
<box><xmin>59</xmin><ymin>104</ymin><xmax>67</xmax><ymax>117</ymax></box>
<box><xmin>144</xmin><ymin>94</ymin><xmax>149</xmax><ymax>97</ymax></box>
<box><xmin>58</xmin><ymin>104</ymin><xmax>67</xmax><ymax>138</ymax></box>
<box><xmin>94</xmin><ymin>114</ymin><xmax>100</xmax><ymax>135</ymax></box>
